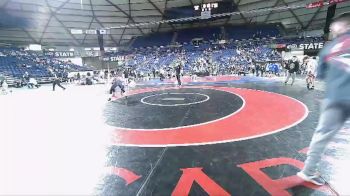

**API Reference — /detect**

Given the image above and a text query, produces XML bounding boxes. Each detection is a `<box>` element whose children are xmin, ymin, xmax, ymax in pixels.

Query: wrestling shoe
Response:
<box><xmin>297</xmin><ymin>172</ymin><xmax>326</xmax><ymax>186</ymax></box>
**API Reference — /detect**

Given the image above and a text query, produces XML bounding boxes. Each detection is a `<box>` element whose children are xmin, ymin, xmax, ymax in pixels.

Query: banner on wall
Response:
<box><xmin>85</xmin><ymin>51</ymin><xmax>100</xmax><ymax>57</ymax></box>
<box><xmin>270</xmin><ymin>44</ymin><xmax>286</xmax><ymax>49</ymax></box>
<box><xmin>286</xmin><ymin>42</ymin><xmax>324</xmax><ymax>50</ymax></box>
<box><xmin>44</xmin><ymin>51</ymin><xmax>75</xmax><ymax>58</ymax></box>
<box><xmin>110</xmin><ymin>56</ymin><xmax>125</xmax><ymax>62</ymax></box>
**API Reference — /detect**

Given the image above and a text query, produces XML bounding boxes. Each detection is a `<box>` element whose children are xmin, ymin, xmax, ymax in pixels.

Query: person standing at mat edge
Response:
<box><xmin>52</xmin><ymin>72</ymin><xmax>66</xmax><ymax>91</ymax></box>
<box><xmin>284</xmin><ymin>56</ymin><xmax>299</xmax><ymax>85</ymax></box>
<box><xmin>304</xmin><ymin>56</ymin><xmax>318</xmax><ymax>90</ymax></box>
<box><xmin>175</xmin><ymin>62</ymin><xmax>182</xmax><ymax>86</ymax></box>
<box><xmin>297</xmin><ymin>12</ymin><xmax>350</xmax><ymax>186</ymax></box>
<box><xmin>108</xmin><ymin>75</ymin><xmax>126</xmax><ymax>101</ymax></box>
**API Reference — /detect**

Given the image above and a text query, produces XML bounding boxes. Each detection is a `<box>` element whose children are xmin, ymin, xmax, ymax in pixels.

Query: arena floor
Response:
<box><xmin>1</xmin><ymin>75</ymin><xmax>349</xmax><ymax>195</ymax></box>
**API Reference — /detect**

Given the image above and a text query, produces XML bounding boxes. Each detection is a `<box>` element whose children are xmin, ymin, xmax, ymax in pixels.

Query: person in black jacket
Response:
<box><xmin>284</xmin><ymin>56</ymin><xmax>300</xmax><ymax>85</ymax></box>
<box><xmin>297</xmin><ymin>13</ymin><xmax>350</xmax><ymax>186</ymax></box>
<box><xmin>175</xmin><ymin>63</ymin><xmax>182</xmax><ymax>86</ymax></box>
<box><xmin>52</xmin><ymin>73</ymin><xmax>66</xmax><ymax>91</ymax></box>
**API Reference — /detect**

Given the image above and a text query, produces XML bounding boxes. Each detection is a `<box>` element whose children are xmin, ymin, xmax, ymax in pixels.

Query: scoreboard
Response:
<box><xmin>164</xmin><ymin>0</ymin><xmax>236</xmax><ymax>23</ymax></box>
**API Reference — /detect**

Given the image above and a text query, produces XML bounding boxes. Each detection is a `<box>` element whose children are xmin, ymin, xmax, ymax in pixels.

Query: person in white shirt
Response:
<box><xmin>304</xmin><ymin>56</ymin><xmax>317</xmax><ymax>90</ymax></box>
<box><xmin>28</xmin><ymin>78</ymin><xmax>40</xmax><ymax>89</ymax></box>
<box><xmin>1</xmin><ymin>80</ymin><xmax>9</xmax><ymax>94</ymax></box>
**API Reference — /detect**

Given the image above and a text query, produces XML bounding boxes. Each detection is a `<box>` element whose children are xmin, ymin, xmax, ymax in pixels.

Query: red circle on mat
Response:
<box><xmin>112</xmin><ymin>86</ymin><xmax>308</xmax><ymax>147</ymax></box>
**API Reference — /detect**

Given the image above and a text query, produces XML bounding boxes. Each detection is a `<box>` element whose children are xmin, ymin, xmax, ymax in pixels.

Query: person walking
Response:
<box><xmin>52</xmin><ymin>73</ymin><xmax>66</xmax><ymax>91</ymax></box>
<box><xmin>297</xmin><ymin>12</ymin><xmax>350</xmax><ymax>186</ymax></box>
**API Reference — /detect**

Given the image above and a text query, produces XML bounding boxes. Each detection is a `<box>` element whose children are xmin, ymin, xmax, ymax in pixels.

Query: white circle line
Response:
<box><xmin>111</xmin><ymin>88</ymin><xmax>245</xmax><ymax>131</ymax></box>
<box><xmin>140</xmin><ymin>92</ymin><xmax>210</xmax><ymax>107</ymax></box>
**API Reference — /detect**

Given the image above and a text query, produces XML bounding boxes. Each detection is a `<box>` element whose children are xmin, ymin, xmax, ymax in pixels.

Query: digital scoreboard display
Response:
<box><xmin>164</xmin><ymin>0</ymin><xmax>236</xmax><ymax>23</ymax></box>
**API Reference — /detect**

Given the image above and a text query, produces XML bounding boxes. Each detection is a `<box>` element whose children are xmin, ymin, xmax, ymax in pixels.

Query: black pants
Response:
<box><xmin>53</xmin><ymin>80</ymin><xmax>65</xmax><ymax>91</ymax></box>
<box><xmin>176</xmin><ymin>74</ymin><xmax>181</xmax><ymax>85</ymax></box>
<box><xmin>160</xmin><ymin>74</ymin><xmax>164</xmax><ymax>81</ymax></box>
<box><xmin>110</xmin><ymin>84</ymin><xmax>125</xmax><ymax>94</ymax></box>
<box><xmin>238</xmin><ymin>71</ymin><xmax>246</xmax><ymax>76</ymax></box>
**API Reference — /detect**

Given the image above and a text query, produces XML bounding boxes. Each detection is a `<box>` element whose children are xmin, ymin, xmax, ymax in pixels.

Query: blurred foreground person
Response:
<box><xmin>297</xmin><ymin>13</ymin><xmax>350</xmax><ymax>185</ymax></box>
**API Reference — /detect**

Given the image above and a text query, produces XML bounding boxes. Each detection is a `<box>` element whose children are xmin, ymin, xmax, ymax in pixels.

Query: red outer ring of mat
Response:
<box><xmin>112</xmin><ymin>86</ymin><xmax>308</xmax><ymax>147</ymax></box>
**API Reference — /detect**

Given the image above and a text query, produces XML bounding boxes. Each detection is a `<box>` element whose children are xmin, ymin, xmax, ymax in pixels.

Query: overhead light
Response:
<box><xmin>86</xmin><ymin>29</ymin><xmax>97</xmax><ymax>34</ymax></box>
<box><xmin>29</xmin><ymin>44</ymin><xmax>42</xmax><ymax>51</ymax></box>
<box><xmin>71</xmin><ymin>29</ymin><xmax>83</xmax><ymax>34</ymax></box>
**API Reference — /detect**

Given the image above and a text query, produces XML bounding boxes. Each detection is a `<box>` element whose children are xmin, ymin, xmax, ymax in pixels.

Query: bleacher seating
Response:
<box><xmin>225</xmin><ymin>25</ymin><xmax>280</xmax><ymax>40</ymax></box>
<box><xmin>0</xmin><ymin>48</ymin><xmax>94</xmax><ymax>80</ymax></box>
<box><xmin>132</xmin><ymin>32</ymin><xmax>174</xmax><ymax>48</ymax></box>
<box><xmin>176</xmin><ymin>27</ymin><xmax>221</xmax><ymax>43</ymax></box>
<box><xmin>131</xmin><ymin>25</ymin><xmax>281</xmax><ymax>51</ymax></box>
<box><xmin>109</xmin><ymin>33</ymin><xmax>325</xmax><ymax>77</ymax></box>
<box><xmin>0</xmin><ymin>25</ymin><xmax>324</xmax><ymax>83</ymax></box>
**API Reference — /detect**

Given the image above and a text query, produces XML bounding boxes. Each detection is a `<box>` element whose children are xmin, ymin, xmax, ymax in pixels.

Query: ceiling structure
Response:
<box><xmin>0</xmin><ymin>0</ymin><xmax>349</xmax><ymax>47</ymax></box>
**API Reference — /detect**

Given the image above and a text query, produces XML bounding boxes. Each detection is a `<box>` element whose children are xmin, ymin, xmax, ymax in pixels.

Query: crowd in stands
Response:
<box><xmin>0</xmin><ymin>48</ymin><xmax>93</xmax><ymax>79</ymax></box>
<box><xmin>106</xmin><ymin>31</ymin><xmax>324</xmax><ymax>80</ymax></box>
<box><xmin>106</xmin><ymin>38</ymin><xmax>284</xmax><ymax>78</ymax></box>
<box><xmin>0</xmin><ymin>24</ymin><xmax>325</xmax><ymax>88</ymax></box>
